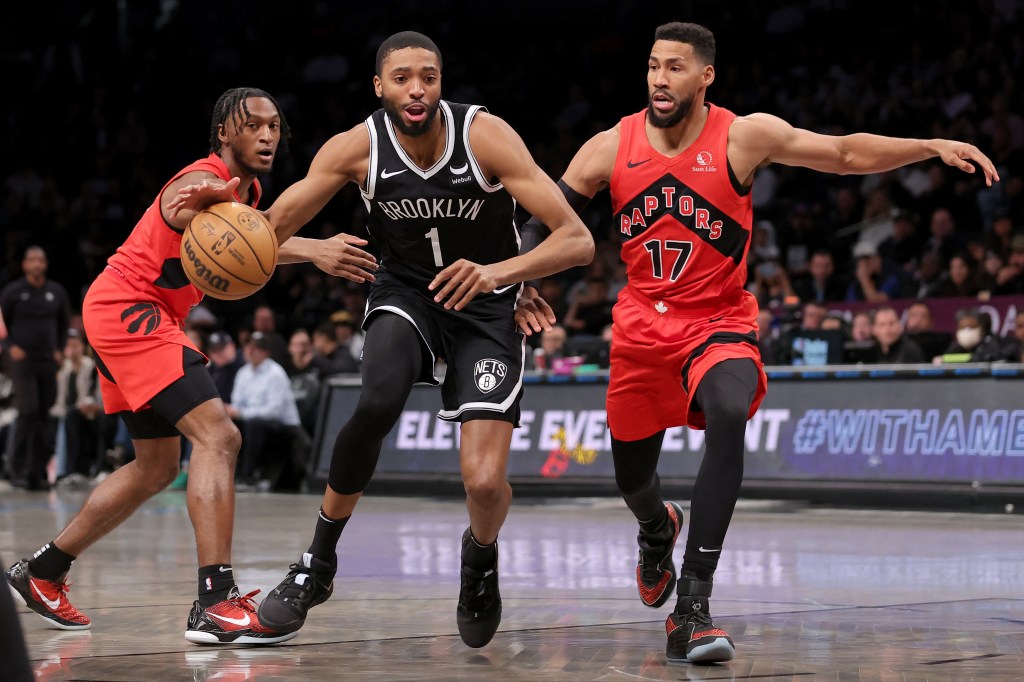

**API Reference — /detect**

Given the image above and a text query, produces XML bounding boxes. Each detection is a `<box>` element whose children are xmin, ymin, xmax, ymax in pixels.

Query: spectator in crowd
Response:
<box><xmin>993</xmin><ymin>235</ymin><xmax>1024</xmax><ymax>294</ymax></box>
<box><xmin>749</xmin><ymin>259</ymin><xmax>797</xmax><ymax>308</ymax></box>
<box><xmin>206</xmin><ymin>331</ymin><xmax>245</xmax><ymax>402</ymax></box>
<box><xmin>869</xmin><ymin>305</ymin><xmax>925</xmax><ymax>363</ymax></box>
<box><xmin>877</xmin><ymin>210</ymin><xmax>924</xmax><ymax>270</ymax></box>
<box><xmin>792</xmin><ymin>249</ymin><xmax>846</xmax><ymax>303</ymax></box>
<box><xmin>564</xmin><ymin>277</ymin><xmax>614</xmax><ymax>337</ymax></box>
<box><xmin>51</xmin><ymin>329</ymin><xmax>103</xmax><ymax>486</ymax></box>
<box><xmin>778</xmin><ymin>301</ymin><xmax>843</xmax><ymax>365</ymax></box>
<box><xmin>930</xmin><ymin>252</ymin><xmax>990</xmax><ymax>298</ymax></box>
<box><xmin>940</xmin><ymin>308</ymin><xmax>1019</xmax><ymax>363</ymax></box>
<box><xmin>911</xmin><ymin>249</ymin><xmax>948</xmax><ymax>298</ymax></box>
<box><xmin>903</xmin><ymin>300</ymin><xmax>952</xmax><ymax>361</ymax></box>
<box><xmin>777</xmin><ymin>202</ymin><xmax>826</xmax><ymax>278</ymax></box>
<box><xmin>227</xmin><ymin>332</ymin><xmax>302</xmax><ymax>489</ymax></box>
<box><xmin>311</xmin><ymin>321</ymin><xmax>360</xmax><ymax>375</ymax></box>
<box><xmin>330</xmin><ymin>310</ymin><xmax>364</xmax><ymax>369</ymax></box>
<box><xmin>984</xmin><ymin>212</ymin><xmax>1016</xmax><ymax>261</ymax></box>
<box><xmin>285</xmin><ymin>328</ymin><xmax>323</xmax><ymax>435</ymax></box>
<box><xmin>529</xmin><ymin>324</ymin><xmax>568</xmax><ymax>371</ymax></box>
<box><xmin>846</xmin><ymin>243</ymin><xmax>908</xmax><ymax>301</ymax></box>
<box><xmin>1008</xmin><ymin>310</ymin><xmax>1024</xmax><ymax>362</ymax></box>
<box><xmin>755</xmin><ymin>308</ymin><xmax>779</xmax><ymax>365</ymax></box>
<box><xmin>923</xmin><ymin>206</ymin><xmax>967</xmax><ymax>266</ymax></box>
<box><xmin>251</xmin><ymin>304</ymin><xmax>289</xmax><ymax>368</ymax></box>
<box><xmin>536</xmin><ymin>278</ymin><xmax>568</xmax><ymax>323</ymax></box>
<box><xmin>0</xmin><ymin>245</ymin><xmax>71</xmax><ymax>490</ymax></box>
<box><xmin>850</xmin><ymin>310</ymin><xmax>873</xmax><ymax>343</ymax></box>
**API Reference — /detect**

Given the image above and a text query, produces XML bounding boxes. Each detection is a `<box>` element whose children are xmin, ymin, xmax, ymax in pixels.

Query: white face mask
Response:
<box><xmin>956</xmin><ymin>327</ymin><xmax>982</xmax><ymax>350</ymax></box>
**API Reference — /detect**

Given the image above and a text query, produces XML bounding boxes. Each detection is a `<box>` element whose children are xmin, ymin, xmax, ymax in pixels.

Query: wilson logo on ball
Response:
<box><xmin>182</xmin><ymin>237</ymin><xmax>231</xmax><ymax>293</ymax></box>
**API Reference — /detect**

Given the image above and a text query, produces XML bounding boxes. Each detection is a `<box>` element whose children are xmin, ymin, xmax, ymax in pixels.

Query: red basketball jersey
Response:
<box><xmin>609</xmin><ymin>104</ymin><xmax>753</xmax><ymax>312</ymax></box>
<box><xmin>106</xmin><ymin>153</ymin><xmax>260</xmax><ymax>321</ymax></box>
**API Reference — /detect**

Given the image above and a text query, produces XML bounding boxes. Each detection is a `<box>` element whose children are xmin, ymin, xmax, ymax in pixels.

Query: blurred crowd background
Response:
<box><xmin>2</xmin><ymin>0</ymin><xmax>1023</xmax><ymax>490</ymax></box>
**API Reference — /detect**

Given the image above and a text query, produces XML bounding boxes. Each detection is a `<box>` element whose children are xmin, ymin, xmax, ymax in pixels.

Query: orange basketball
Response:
<box><xmin>180</xmin><ymin>201</ymin><xmax>279</xmax><ymax>300</ymax></box>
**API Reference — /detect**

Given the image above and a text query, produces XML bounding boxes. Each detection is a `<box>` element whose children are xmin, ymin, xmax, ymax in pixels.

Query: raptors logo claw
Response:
<box><xmin>120</xmin><ymin>302</ymin><xmax>162</xmax><ymax>335</ymax></box>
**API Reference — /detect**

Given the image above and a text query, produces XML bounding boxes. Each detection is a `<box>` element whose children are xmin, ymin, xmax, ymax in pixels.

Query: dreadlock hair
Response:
<box><xmin>654</xmin><ymin>22</ymin><xmax>716</xmax><ymax>66</ymax></box>
<box><xmin>375</xmin><ymin>31</ymin><xmax>442</xmax><ymax>76</ymax></box>
<box><xmin>208</xmin><ymin>87</ymin><xmax>291</xmax><ymax>154</ymax></box>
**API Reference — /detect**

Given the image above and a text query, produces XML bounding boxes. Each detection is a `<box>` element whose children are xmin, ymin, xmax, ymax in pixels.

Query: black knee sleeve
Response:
<box><xmin>327</xmin><ymin>315</ymin><xmax>424</xmax><ymax>495</ymax></box>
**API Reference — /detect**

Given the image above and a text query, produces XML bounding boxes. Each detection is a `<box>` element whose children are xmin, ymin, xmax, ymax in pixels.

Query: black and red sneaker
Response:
<box><xmin>636</xmin><ymin>501</ymin><xmax>684</xmax><ymax>608</ymax></box>
<box><xmin>5</xmin><ymin>559</ymin><xmax>91</xmax><ymax>630</ymax></box>
<box><xmin>185</xmin><ymin>588</ymin><xmax>298</xmax><ymax>645</ymax></box>
<box><xmin>665</xmin><ymin>573</ymin><xmax>735</xmax><ymax>663</ymax></box>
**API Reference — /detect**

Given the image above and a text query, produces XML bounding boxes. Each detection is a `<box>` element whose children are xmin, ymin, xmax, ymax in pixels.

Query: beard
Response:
<box><xmin>647</xmin><ymin>91</ymin><xmax>694</xmax><ymax>129</ymax></box>
<box><xmin>383</xmin><ymin>97</ymin><xmax>440</xmax><ymax>137</ymax></box>
<box><xmin>236</xmin><ymin>153</ymin><xmax>273</xmax><ymax>177</ymax></box>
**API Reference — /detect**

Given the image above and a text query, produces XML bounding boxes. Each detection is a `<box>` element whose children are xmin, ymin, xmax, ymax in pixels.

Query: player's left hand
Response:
<box><xmin>310</xmin><ymin>233</ymin><xmax>378</xmax><ymax>283</ymax></box>
<box><xmin>935</xmin><ymin>140</ymin><xmax>1001</xmax><ymax>186</ymax></box>
<box><xmin>515</xmin><ymin>286</ymin><xmax>556</xmax><ymax>335</ymax></box>
<box><xmin>429</xmin><ymin>259</ymin><xmax>501</xmax><ymax>311</ymax></box>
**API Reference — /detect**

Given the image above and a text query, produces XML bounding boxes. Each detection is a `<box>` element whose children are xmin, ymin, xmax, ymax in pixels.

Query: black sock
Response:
<box><xmin>306</xmin><ymin>508</ymin><xmax>348</xmax><ymax>575</ymax></box>
<box><xmin>28</xmin><ymin>543</ymin><xmax>76</xmax><ymax>581</ymax></box>
<box><xmin>638</xmin><ymin>505</ymin><xmax>672</xmax><ymax>542</ymax></box>
<box><xmin>198</xmin><ymin>565</ymin><xmax>235</xmax><ymax>607</ymax></box>
<box><xmin>462</xmin><ymin>530</ymin><xmax>497</xmax><ymax>570</ymax></box>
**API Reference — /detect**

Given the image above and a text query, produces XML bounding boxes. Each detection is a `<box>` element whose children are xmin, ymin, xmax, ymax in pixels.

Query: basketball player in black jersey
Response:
<box><xmin>170</xmin><ymin>31</ymin><xmax>593</xmax><ymax>647</ymax></box>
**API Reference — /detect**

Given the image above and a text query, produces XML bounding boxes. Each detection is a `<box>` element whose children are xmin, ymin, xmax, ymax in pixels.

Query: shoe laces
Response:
<box><xmin>637</xmin><ymin>535</ymin><xmax>672</xmax><ymax>583</ymax></box>
<box><xmin>460</xmin><ymin>566</ymin><xmax>497</xmax><ymax>611</ymax></box>
<box><xmin>226</xmin><ymin>589</ymin><xmax>261</xmax><ymax>613</ymax></box>
<box><xmin>277</xmin><ymin>564</ymin><xmax>322</xmax><ymax>600</ymax></box>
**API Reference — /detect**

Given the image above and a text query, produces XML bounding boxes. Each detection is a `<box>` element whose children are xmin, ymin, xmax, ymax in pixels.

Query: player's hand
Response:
<box><xmin>935</xmin><ymin>140</ymin><xmax>1001</xmax><ymax>186</ymax></box>
<box><xmin>310</xmin><ymin>233</ymin><xmax>378</xmax><ymax>283</ymax></box>
<box><xmin>165</xmin><ymin>177</ymin><xmax>242</xmax><ymax>218</ymax></box>
<box><xmin>428</xmin><ymin>259</ymin><xmax>501</xmax><ymax>311</ymax></box>
<box><xmin>516</xmin><ymin>286</ymin><xmax>556</xmax><ymax>335</ymax></box>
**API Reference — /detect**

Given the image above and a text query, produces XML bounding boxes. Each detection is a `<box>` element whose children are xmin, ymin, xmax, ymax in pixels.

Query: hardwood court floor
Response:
<box><xmin>2</xmin><ymin>488</ymin><xmax>1023</xmax><ymax>680</ymax></box>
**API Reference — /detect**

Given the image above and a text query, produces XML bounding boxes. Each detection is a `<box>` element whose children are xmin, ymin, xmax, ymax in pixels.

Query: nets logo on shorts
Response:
<box><xmin>474</xmin><ymin>358</ymin><xmax>507</xmax><ymax>394</ymax></box>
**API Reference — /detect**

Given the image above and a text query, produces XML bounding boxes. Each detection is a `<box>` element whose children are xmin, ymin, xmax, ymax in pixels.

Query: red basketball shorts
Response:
<box><xmin>82</xmin><ymin>268</ymin><xmax>204</xmax><ymax>414</ymax></box>
<box><xmin>605</xmin><ymin>289</ymin><xmax>767</xmax><ymax>441</ymax></box>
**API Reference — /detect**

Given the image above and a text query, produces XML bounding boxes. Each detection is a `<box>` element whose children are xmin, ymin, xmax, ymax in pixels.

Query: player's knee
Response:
<box><xmin>704</xmin><ymin>398</ymin><xmax>749</xmax><ymax>430</ymax></box>
<box><xmin>353</xmin><ymin>397</ymin><xmax>404</xmax><ymax>434</ymax></box>
<box><xmin>463</xmin><ymin>471</ymin><xmax>506</xmax><ymax>506</ymax></box>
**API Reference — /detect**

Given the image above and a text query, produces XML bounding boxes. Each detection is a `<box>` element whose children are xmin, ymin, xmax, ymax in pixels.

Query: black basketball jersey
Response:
<box><xmin>361</xmin><ymin>101</ymin><xmax>520</xmax><ymax>299</ymax></box>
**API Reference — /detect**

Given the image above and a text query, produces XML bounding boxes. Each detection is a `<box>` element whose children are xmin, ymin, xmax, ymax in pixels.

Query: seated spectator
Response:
<box><xmin>311</xmin><ymin>321</ymin><xmax>360</xmax><ymax>375</ymax></box>
<box><xmin>911</xmin><ymin>250</ymin><xmax>948</xmax><ymax>298</ymax></box>
<box><xmin>877</xmin><ymin>210</ymin><xmax>925</xmax><ymax>270</ymax></box>
<box><xmin>285</xmin><ymin>328</ymin><xmax>323</xmax><ymax>435</ymax></box>
<box><xmin>792</xmin><ymin>249</ymin><xmax>846</xmax><ymax>303</ymax></box>
<box><xmin>564</xmin><ymin>277</ymin><xmax>614</xmax><ymax>336</ymax></box>
<box><xmin>939</xmin><ymin>308</ymin><xmax>1019</xmax><ymax>363</ymax></box>
<box><xmin>1007</xmin><ymin>310</ymin><xmax>1024</xmax><ymax>361</ymax></box>
<box><xmin>929</xmin><ymin>252</ymin><xmax>991</xmax><ymax>298</ymax></box>
<box><xmin>206</xmin><ymin>331</ymin><xmax>245</xmax><ymax>402</ymax></box>
<box><xmin>227</xmin><ymin>332</ymin><xmax>303</xmax><ymax>490</ymax></box>
<box><xmin>903</xmin><ymin>301</ymin><xmax>953</xmax><ymax>362</ymax></box>
<box><xmin>330</xmin><ymin>310</ymin><xmax>364</xmax><ymax>368</ymax></box>
<box><xmin>51</xmin><ymin>330</ymin><xmax>103</xmax><ymax>485</ymax></box>
<box><xmin>869</xmin><ymin>305</ymin><xmax>925</xmax><ymax>363</ymax></box>
<box><xmin>250</xmin><ymin>304</ymin><xmax>290</xmax><ymax>368</ymax></box>
<box><xmin>846</xmin><ymin>243</ymin><xmax>908</xmax><ymax>301</ymax></box>
<box><xmin>756</xmin><ymin>308</ymin><xmax>780</xmax><ymax>365</ymax></box>
<box><xmin>993</xmin><ymin>235</ymin><xmax>1024</xmax><ymax>295</ymax></box>
<box><xmin>529</xmin><ymin>324</ymin><xmax>568</xmax><ymax>371</ymax></box>
<box><xmin>778</xmin><ymin>301</ymin><xmax>844</xmax><ymax>365</ymax></box>
<box><xmin>749</xmin><ymin>259</ymin><xmax>797</xmax><ymax>309</ymax></box>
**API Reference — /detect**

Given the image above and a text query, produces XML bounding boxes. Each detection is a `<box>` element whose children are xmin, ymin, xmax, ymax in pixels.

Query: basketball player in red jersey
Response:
<box><xmin>516</xmin><ymin>23</ymin><xmax>999</xmax><ymax>664</ymax></box>
<box><xmin>4</xmin><ymin>87</ymin><xmax>377</xmax><ymax>645</ymax></box>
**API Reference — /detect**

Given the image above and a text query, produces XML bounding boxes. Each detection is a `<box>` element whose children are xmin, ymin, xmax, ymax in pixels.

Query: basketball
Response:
<box><xmin>180</xmin><ymin>201</ymin><xmax>279</xmax><ymax>300</ymax></box>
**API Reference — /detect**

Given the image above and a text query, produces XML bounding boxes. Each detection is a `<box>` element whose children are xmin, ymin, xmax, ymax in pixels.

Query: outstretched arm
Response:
<box><xmin>728</xmin><ymin>112</ymin><xmax>1001</xmax><ymax>186</ymax></box>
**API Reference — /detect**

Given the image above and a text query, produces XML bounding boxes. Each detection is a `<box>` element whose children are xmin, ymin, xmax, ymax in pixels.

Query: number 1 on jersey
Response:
<box><xmin>425</xmin><ymin>227</ymin><xmax>443</xmax><ymax>267</ymax></box>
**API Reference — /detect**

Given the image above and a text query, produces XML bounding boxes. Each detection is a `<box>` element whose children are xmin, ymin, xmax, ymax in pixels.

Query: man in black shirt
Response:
<box><xmin>870</xmin><ymin>305</ymin><xmax>925</xmax><ymax>364</ymax></box>
<box><xmin>205</xmin><ymin>331</ymin><xmax>245</xmax><ymax>402</ymax></box>
<box><xmin>0</xmin><ymin>246</ymin><xmax>71</xmax><ymax>490</ymax></box>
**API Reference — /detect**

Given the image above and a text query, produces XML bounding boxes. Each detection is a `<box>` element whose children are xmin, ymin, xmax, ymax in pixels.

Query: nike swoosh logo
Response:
<box><xmin>218</xmin><ymin>566</ymin><xmax>232</xmax><ymax>573</ymax></box>
<box><xmin>697</xmin><ymin>546</ymin><xmax>720</xmax><ymax>553</ymax></box>
<box><xmin>208</xmin><ymin>611</ymin><xmax>251</xmax><ymax>627</ymax></box>
<box><xmin>449</xmin><ymin>163</ymin><xmax>469</xmax><ymax>175</ymax></box>
<box><xmin>627</xmin><ymin>159</ymin><xmax>651</xmax><ymax>168</ymax></box>
<box><xmin>381</xmin><ymin>168</ymin><xmax>408</xmax><ymax>179</ymax></box>
<box><xmin>31</xmin><ymin>581</ymin><xmax>62</xmax><ymax>610</ymax></box>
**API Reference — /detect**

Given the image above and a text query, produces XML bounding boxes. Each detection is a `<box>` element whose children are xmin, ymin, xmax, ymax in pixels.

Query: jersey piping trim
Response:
<box><xmin>384</xmin><ymin>101</ymin><xmax>455</xmax><ymax>179</ymax></box>
<box><xmin>464</xmin><ymin>105</ymin><xmax>503</xmax><ymax>194</ymax></box>
<box><xmin>362</xmin><ymin>116</ymin><xmax>381</xmax><ymax>201</ymax></box>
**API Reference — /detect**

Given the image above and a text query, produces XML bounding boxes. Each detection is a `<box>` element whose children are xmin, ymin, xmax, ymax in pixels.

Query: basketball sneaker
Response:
<box><xmin>456</xmin><ymin>528</ymin><xmax>502</xmax><ymax>648</ymax></box>
<box><xmin>185</xmin><ymin>587</ymin><xmax>297</xmax><ymax>645</ymax></box>
<box><xmin>256</xmin><ymin>553</ymin><xmax>334</xmax><ymax>633</ymax></box>
<box><xmin>636</xmin><ymin>501</ymin><xmax>684</xmax><ymax>608</ymax></box>
<box><xmin>665</xmin><ymin>572</ymin><xmax>735</xmax><ymax>663</ymax></box>
<box><xmin>5</xmin><ymin>559</ymin><xmax>91</xmax><ymax>630</ymax></box>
